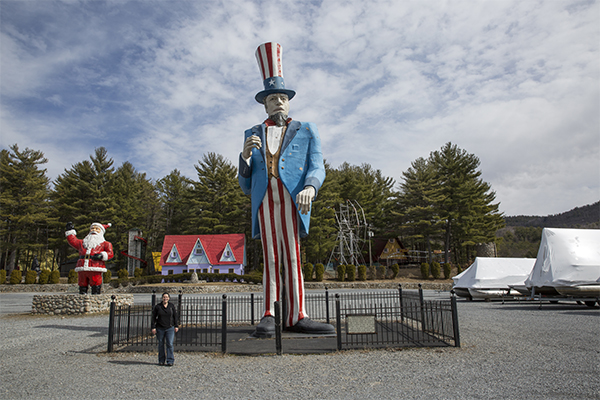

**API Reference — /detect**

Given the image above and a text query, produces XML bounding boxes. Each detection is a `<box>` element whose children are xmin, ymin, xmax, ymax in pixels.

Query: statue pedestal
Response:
<box><xmin>31</xmin><ymin>294</ymin><xmax>134</xmax><ymax>315</ymax></box>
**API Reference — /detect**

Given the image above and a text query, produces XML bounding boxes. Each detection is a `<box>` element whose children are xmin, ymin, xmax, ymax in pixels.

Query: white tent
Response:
<box><xmin>525</xmin><ymin>228</ymin><xmax>600</xmax><ymax>297</ymax></box>
<box><xmin>452</xmin><ymin>257</ymin><xmax>536</xmax><ymax>300</ymax></box>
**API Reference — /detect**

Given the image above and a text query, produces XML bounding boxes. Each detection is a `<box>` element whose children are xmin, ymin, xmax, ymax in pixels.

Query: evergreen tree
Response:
<box><xmin>112</xmin><ymin>162</ymin><xmax>161</xmax><ymax>256</ymax></box>
<box><xmin>328</xmin><ymin>162</ymin><xmax>395</xmax><ymax>264</ymax></box>
<box><xmin>52</xmin><ymin>147</ymin><xmax>118</xmax><ymax>265</ymax></box>
<box><xmin>429</xmin><ymin>142</ymin><xmax>504</xmax><ymax>264</ymax></box>
<box><xmin>0</xmin><ymin>145</ymin><xmax>52</xmax><ymax>273</ymax></box>
<box><xmin>190</xmin><ymin>153</ymin><xmax>249</xmax><ymax>234</ymax></box>
<box><xmin>332</xmin><ymin>162</ymin><xmax>395</xmax><ymax>235</ymax></box>
<box><xmin>396</xmin><ymin>157</ymin><xmax>445</xmax><ymax>263</ymax></box>
<box><xmin>302</xmin><ymin>162</ymin><xmax>340</xmax><ymax>264</ymax></box>
<box><xmin>156</xmin><ymin>169</ymin><xmax>193</xmax><ymax>236</ymax></box>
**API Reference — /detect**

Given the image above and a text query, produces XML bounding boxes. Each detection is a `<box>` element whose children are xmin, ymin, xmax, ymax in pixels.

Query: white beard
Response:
<box><xmin>83</xmin><ymin>232</ymin><xmax>105</xmax><ymax>249</ymax></box>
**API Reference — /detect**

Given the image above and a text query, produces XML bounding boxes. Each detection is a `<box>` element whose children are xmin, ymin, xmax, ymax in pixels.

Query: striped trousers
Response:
<box><xmin>258</xmin><ymin>177</ymin><xmax>306</xmax><ymax>327</ymax></box>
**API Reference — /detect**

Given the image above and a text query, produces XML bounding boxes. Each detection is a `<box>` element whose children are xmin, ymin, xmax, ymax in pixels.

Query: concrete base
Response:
<box><xmin>31</xmin><ymin>294</ymin><xmax>134</xmax><ymax>315</ymax></box>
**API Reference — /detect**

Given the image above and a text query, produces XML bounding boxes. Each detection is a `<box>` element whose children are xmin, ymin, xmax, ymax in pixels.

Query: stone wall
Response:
<box><xmin>2</xmin><ymin>281</ymin><xmax>453</xmax><ymax>295</ymax></box>
<box><xmin>31</xmin><ymin>294</ymin><xmax>134</xmax><ymax>315</ymax></box>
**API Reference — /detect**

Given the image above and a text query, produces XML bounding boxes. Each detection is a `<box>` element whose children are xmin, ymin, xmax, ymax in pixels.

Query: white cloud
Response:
<box><xmin>1</xmin><ymin>0</ymin><xmax>598</xmax><ymax>216</ymax></box>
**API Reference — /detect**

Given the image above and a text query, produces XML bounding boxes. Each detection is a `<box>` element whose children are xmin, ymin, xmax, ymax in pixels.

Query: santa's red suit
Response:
<box><xmin>65</xmin><ymin>223</ymin><xmax>113</xmax><ymax>294</ymax></box>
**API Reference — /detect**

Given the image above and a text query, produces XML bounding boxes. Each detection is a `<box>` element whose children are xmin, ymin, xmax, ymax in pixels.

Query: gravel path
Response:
<box><xmin>1</xmin><ymin>296</ymin><xmax>598</xmax><ymax>399</ymax></box>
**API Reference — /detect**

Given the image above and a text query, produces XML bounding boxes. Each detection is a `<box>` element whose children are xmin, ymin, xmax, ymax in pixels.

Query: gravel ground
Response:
<box><xmin>0</xmin><ymin>295</ymin><xmax>598</xmax><ymax>400</ymax></box>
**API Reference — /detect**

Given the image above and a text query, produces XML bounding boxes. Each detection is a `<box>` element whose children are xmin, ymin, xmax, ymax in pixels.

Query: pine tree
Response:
<box><xmin>190</xmin><ymin>153</ymin><xmax>249</xmax><ymax>234</ymax></box>
<box><xmin>156</xmin><ymin>169</ymin><xmax>193</xmax><ymax>236</ymax></box>
<box><xmin>0</xmin><ymin>145</ymin><xmax>52</xmax><ymax>273</ymax></box>
<box><xmin>429</xmin><ymin>142</ymin><xmax>504</xmax><ymax>264</ymax></box>
<box><xmin>302</xmin><ymin>162</ymin><xmax>340</xmax><ymax>264</ymax></box>
<box><xmin>396</xmin><ymin>157</ymin><xmax>445</xmax><ymax>263</ymax></box>
<box><xmin>52</xmin><ymin>147</ymin><xmax>118</xmax><ymax>265</ymax></box>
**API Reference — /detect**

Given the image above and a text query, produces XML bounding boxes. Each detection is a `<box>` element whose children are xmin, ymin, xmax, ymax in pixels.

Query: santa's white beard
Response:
<box><xmin>83</xmin><ymin>232</ymin><xmax>105</xmax><ymax>249</ymax></box>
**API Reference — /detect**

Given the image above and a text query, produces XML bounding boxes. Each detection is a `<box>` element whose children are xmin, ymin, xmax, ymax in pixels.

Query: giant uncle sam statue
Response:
<box><xmin>239</xmin><ymin>42</ymin><xmax>335</xmax><ymax>337</ymax></box>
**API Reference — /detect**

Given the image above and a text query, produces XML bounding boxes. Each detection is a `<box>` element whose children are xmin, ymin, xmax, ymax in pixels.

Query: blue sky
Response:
<box><xmin>1</xmin><ymin>0</ymin><xmax>598</xmax><ymax>216</ymax></box>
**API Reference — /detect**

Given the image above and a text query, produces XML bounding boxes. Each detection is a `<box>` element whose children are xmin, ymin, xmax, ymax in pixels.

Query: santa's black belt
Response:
<box><xmin>79</xmin><ymin>255</ymin><xmax>93</xmax><ymax>260</ymax></box>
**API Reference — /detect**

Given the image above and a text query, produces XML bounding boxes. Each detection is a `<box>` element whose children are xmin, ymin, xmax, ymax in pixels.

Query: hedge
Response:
<box><xmin>314</xmin><ymin>263</ymin><xmax>324</xmax><ymax>282</ymax></box>
<box><xmin>9</xmin><ymin>270</ymin><xmax>22</xmax><ymax>284</ymax></box>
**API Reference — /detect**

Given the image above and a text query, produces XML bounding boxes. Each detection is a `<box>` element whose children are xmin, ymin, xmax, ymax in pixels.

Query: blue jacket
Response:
<box><xmin>238</xmin><ymin>120</ymin><xmax>325</xmax><ymax>239</ymax></box>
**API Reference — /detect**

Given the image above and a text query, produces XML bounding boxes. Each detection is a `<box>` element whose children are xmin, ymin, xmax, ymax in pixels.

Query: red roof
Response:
<box><xmin>160</xmin><ymin>234</ymin><xmax>245</xmax><ymax>266</ymax></box>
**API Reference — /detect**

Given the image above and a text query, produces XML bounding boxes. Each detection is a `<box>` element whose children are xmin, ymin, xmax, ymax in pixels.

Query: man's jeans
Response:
<box><xmin>156</xmin><ymin>326</ymin><xmax>175</xmax><ymax>365</ymax></box>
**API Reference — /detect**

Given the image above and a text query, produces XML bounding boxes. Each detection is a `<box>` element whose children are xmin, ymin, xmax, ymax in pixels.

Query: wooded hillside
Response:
<box><xmin>504</xmin><ymin>201</ymin><xmax>599</xmax><ymax>229</ymax></box>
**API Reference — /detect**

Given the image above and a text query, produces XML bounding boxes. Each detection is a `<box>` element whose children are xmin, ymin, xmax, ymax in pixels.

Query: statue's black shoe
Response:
<box><xmin>253</xmin><ymin>316</ymin><xmax>276</xmax><ymax>338</ymax></box>
<box><xmin>288</xmin><ymin>317</ymin><xmax>335</xmax><ymax>334</ymax></box>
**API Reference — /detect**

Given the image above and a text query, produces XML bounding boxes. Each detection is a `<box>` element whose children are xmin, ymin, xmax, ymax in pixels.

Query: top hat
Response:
<box><xmin>254</xmin><ymin>42</ymin><xmax>296</xmax><ymax>104</ymax></box>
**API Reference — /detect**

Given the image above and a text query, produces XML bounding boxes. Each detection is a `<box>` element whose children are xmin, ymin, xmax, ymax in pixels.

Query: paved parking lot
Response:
<box><xmin>1</xmin><ymin>292</ymin><xmax>598</xmax><ymax>399</ymax></box>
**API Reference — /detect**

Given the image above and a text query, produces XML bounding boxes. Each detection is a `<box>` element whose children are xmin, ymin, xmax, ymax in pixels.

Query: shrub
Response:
<box><xmin>368</xmin><ymin>265</ymin><xmax>376</xmax><ymax>280</ymax></box>
<box><xmin>244</xmin><ymin>270</ymin><xmax>263</xmax><ymax>284</ymax></box>
<box><xmin>49</xmin><ymin>270</ymin><xmax>60</xmax><ymax>284</ymax></box>
<box><xmin>443</xmin><ymin>263</ymin><xmax>452</xmax><ymax>279</ymax></box>
<box><xmin>103</xmin><ymin>270</ymin><xmax>112</xmax><ymax>283</ymax></box>
<box><xmin>376</xmin><ymin>265</ymin><xmax>386</xmax><ymax>280</ymax></box>
<box><xmin>39</xmin><ymin>269</ymin><xmax>51</xmax><ymax>284</ymax></box>
<box><xmin>134</xmin><ymin>267</ymin><xmax>144</xmax><ymax>278</ymax></box>
<box><xmin>0</xmin><ymin>270</ymin><xmax>6</xmax><ymax>284</ymax></box>
<box><xmin>117</xmin><ymin>268</ymin><xmax>129</xmax><ymax>279</ymax></box>
<box><xmin>25</xmin><ymin>270</ymin><xmax>37</xmax><ymax>284</ymax></box>
<box><xmin>357</xmin><ymin>265</ymin><xmax>367</xmax><ymax>281</ymax></box>
<box><xmin>67</xmin><ymin>269</ymin><xmax>78</xmax><ymax>284</ymax></box>
<box><xmin>430</xmin><ymin>261</ymin><xmax>441</xmax><ymax>279</ymax></box>
<box><xmin>303</xmin><ymin>263</ymin><xmax>313</xmax><ymax>281</ymax></box>
<box><xmin>420</xmin><ymin>263</ymin><xmax>430</xmax><ymax>279</ymax></box>
<box><xmin>456</xmin><ymin>264</ymin><xmax>463</xmax><ymax>274</ymax></box>
<box><xmin>336</xmin><ymin>264</ymin><xmax>346</xmax><ymax>281</ymax></box>
<box><xmin>390</xmin><ymin>264</ymin><xmax>400</xmax><ymax>279</ymax></box>
<box><xmin>346</xmin><ymin>264</ymin><xmax>356</xmax><ymax>281</ymax></box>
<box><xmin>9</xmin><ymin>270</ymin><xmax>22</xmax><ymax>285</ymax></box>
<box><xmin>314</xmin><ymin>263</ymin><xmax>324</xmax><ymax>282</ymax></box>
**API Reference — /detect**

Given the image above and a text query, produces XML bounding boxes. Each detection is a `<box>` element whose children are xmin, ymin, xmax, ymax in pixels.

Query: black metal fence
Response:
<box><xmin>107</xmin><ymin>285</ymin><xmax>459</xmax><ymax>354</ymax></box>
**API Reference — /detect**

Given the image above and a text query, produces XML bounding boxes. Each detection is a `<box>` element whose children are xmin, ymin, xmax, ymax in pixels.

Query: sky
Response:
<box><xmin>1</xmin><ymin>0</ymin><xmax>598</xmax><ymax>217</ymax></box>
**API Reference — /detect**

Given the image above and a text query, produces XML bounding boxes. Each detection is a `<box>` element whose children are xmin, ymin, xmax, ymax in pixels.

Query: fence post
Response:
<box><xmin>107</xmin><ymin>295</ymin><xmax>116</xmax><ymax>353</ymax></box>
<box><xmin>126</xmin><ymin>305</ymin><xmax>131</xmax><ymax>341</ymax></box>
<box><xmin>450</xmin><ymin>290</ymin><xmax>461</xmax><ymax>347</ymax></box>
<box><xmin>335</xmin><ymin>294</ymin><xmax>342</xmax><ymax>351</ymax></box>
<box><xmin>325</xmin><ymin>286</ymin><xmax>330</xmax><ymax>324</ymax></box>
<box><xmin>398</xmin><ymin>284</ymin><xmax>404</xmax><ymax>322</ymax></box>
<box><xmin>250</xmin><ymin>293</ymin><xmax>255</xmax><ymax>325</ymax></box>
<box><xmin>419</xmin><ymin>283</ymin><xmax>426</xmax><ymax>331</ymax></box>
<box><xmin>221</xmin><ymin>294</ymin><xmax>227</xmax><ymax>354</ymax></box>
<box><xmin>152</xmin><ymin>290</ymin><xmax>156</xmax><ymax>307</ymax></box>
<box><xmin>275</xmin><ymin>301</ymin><xmax>282</xmax><ymax>355</ymax></box>
<box><xmin>178</xmin><ymin>290</ymin><xmax>183</xmax><ymax>321</ymax></box>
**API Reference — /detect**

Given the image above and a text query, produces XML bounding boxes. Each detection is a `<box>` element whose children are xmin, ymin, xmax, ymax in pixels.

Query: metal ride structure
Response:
<box><xmin>327</xmin><ymin>200</ymin><xmax>369</xmax><ymax>268</ymax></box>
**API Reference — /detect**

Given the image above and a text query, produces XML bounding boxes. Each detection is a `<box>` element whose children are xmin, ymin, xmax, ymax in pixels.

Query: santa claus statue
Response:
<box><xmin>65</xmin><ymin>221</ymin><xmax>114</xmax><ymax>295</ymax></box>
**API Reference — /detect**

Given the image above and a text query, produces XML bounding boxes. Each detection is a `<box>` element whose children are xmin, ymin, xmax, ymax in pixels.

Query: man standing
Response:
<box><xmin>238</xmin><ymin>42</ymin><xmax>334</xmax><ymax>337</ymax></box>
<box><xmin>65</xmin><ymin>222</ymin><xmax>113</xmax><ymax>294</ymax></box>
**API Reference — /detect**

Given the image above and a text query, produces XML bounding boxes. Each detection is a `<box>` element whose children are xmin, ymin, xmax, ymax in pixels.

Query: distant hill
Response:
<box><xmin>504</xmin><ymin>201</ymin><xmax>599</xmax><ymax>229</ymax></box>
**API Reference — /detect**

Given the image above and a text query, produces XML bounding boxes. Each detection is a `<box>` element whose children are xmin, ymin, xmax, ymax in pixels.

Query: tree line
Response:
<box><xmin>0</xmin><ymin>142</ymin><xmax>504</xmax><ymax>274</ymax></box>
